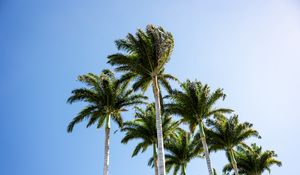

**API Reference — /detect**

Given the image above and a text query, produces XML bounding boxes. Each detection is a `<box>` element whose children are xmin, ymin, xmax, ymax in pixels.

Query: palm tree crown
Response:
<box><xmin>205</xmin><ymin>114</ymin><xmax>260</xmax><ymax>175</ymax></box>
<box><xmin>67</xmin><ymin>69</ymin><xmax>147</xmax><ymax>132</ymax></box>
<box><xmin>223</xmin><ymin>144</ymin><xmax>282</xmax><ymax>175</ymax></box>
<box><xmin>67</xmin><ymin>69</ymin><xmax>147</xmax><ymax>175</ymax></box>
<box><xmin>164</xmin><ymin>130</ymin><xmax>202</xmax><ymax>175</ymax></box>
<box><xmin>166</xmin><ymin>80</ymin><xmax>233</xmax><ymax>133</ymax></box>
<box><xmin>121</xmin><ymin>103</ymin><xmax>180</xmax><ymax>175</ymax></box>
<box><xmin>121</xmin><ymin>103</ymin><xmax>180</xmax><ymax>157</ymax></box>
<box><xmin>166</xmin><ymin>79</ymin><xmax>233</xmax><ymax>175</ymax></box>
<box><xmin>107</xmin><ymin>24</ymin><xmax>177</xmax><ymax>92</ymax></box>
<box><xmin>206</xmin><ymin>114</ymin><xmax>260</xmax><ymax>151</ymax></box>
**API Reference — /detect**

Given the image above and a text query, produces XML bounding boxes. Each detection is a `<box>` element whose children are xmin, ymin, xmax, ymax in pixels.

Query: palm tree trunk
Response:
<box><xmin>182</xmin><ymin>165</ymin><xmax>187</xmax><ymax>175</ymax></box>
<box><xmin>229</xmin><ymin>149</ymin><xmax>239</xmax><ymax>175</ymax></box>
<box><xmin>153</xmin><ymin>144</ymin><xmax>158</xmax><ymax>175</ymax></box>
<box><xmin>152</xmin><ymin>76</ymin><xmax>166</xmax><ymax>175</ymax></box>
<box><xmin>103</xmin><ymin>115</ymin><xmax>111</xmax><ymax>175</ymax></box>
<box><xmin>199</xmin><ymin>122</ymin><xmax>213</xmax><ymax>175</ymax></box>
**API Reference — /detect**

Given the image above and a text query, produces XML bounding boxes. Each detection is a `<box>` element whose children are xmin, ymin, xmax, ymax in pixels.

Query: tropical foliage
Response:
<box><xmin>67</xmin><ymin>69</ymin><xmax>146</xmax><ymax>175</ymax></box>
<box><xmin>223</xmin><ymin>144</ymin><xmax>282</xmax><ymax>175</ymax></box>
<box><xmin>108</xmin><ymin>24</ymin><xmax>177</xmax><ymax>175</ymax></box>
<box><xmin>205</xmin><ymin>114</ymin><xmax>261</xmax><ymax>175</ymax></box>
<box><xmin>67</xmin><ymin>25</ymin><xmax>282</xmax><ymax>175</ymax></box>
<box><xmin>166</xmin><ymin>80</ymin><xmax>233</xmax><ymax>175</ymax></box>
<box><xmin>164</xmin><ymin>131</ymin><xmax>202</xmax><ymax>175</ymax></box>
<box><xmin>121</xmin><ymin>103</ymin><xmax>181</xmax><ymax>175</ymax></box>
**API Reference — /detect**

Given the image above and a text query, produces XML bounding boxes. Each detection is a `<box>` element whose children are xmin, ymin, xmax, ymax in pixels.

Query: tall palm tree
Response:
<box><xmin>121</xmin><ymin>103</ymin><xmax>180</xmax><ymax>175</ymax></box>
<box><xmin>108</xmin><ymin>24</ymin><xmax>177</xmax><ymax>175</ymax></box>
<box><xmin>162</xmin><ymin>130</ymin><xmax>202</xmax><ymax>175</ymax></box>
<box><xmin>67</xmin><ymin>69</ymin><xmax>147</xmax><ymax>175</ymax></box>
<box><xmin>223</xmin><ymin>144</ymin><xmax>282</xmax><ymax>175</ymax></box>
<box><xmin>166</xmin><ymin>80</ymin><xmax>233</xmax><ymax>175</ymax></box>
<box><xmin>205</xmin><ymin>114</ymin><xmax>260</xmax><ymax>175</ymax></box>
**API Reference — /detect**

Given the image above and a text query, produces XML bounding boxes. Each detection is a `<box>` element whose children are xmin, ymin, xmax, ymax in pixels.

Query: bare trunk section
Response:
<box><xmin>152</xmin><ymin>76</ymin><xmax>166</xmax><ymax>175</ymax></box>
<box><xmin>103</xmin><ymin>116</ymin><xmax>111</xmax><ymax>175</ymax></box>
<box><xmin>199</xmin><ymin>122</ymin><xmax>213</xmax><ymax>175</ymax></box>
<box><xmin>182</xmin><ymin>165</ymin><xmax>187</xmax><ymax>175</ymax></box>
<box><xmin>153</xmin><ymin>144</ymin><xmax>158</xmax><ymax>175</ymax></box>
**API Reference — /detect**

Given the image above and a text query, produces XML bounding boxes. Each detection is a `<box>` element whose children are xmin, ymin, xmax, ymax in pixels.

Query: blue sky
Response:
<box><xmin>1</xmin><ymin>0</ymin><xmax>300</xmax><ymax>174</ymax></box>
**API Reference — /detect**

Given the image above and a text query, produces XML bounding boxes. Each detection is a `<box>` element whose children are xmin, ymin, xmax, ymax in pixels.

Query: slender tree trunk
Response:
<box><xmin>103</xmin><ymin>115</ymin><xmax>111</xmax><ymax>175</ymax></box>
<box><xmin>153</xmin><ymin>144</ymin><xmax>158</xmax><ymax>175</ymax></box>
<box><xmin>152</xmin><ymin>76</ymin><xmax>166</xmax><ymax>175</ymax></box>
<box><xmin>199</xmin><ymin>122</ymin><xmax>213</xmax><ymax>175</ymax></box>
<box><xmin>228</xmin><ymin>149</ymin><xmax>239</xmax><ymax>175</ymax></box>
<box><xmin>182</xmin><ymin>165</ymin><xmax>187</xmax><ymax>175</ymax></box>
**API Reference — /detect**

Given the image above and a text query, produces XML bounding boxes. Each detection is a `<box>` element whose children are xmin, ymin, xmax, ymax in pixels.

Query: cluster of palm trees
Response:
<box><xmin>67</xmin><ymin>25</ymin><xmax>281</xmax><ymax>175</ymax></box>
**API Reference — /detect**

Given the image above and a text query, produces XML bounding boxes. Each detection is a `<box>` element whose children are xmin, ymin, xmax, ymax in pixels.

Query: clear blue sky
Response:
<box><xmin>1</xmin><ymin>0</ymin><xmax>299</xmax><ymax>174</ymax></box>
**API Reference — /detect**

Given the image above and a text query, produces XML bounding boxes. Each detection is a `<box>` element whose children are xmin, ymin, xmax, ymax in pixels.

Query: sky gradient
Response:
<box><xmin>1</xmin><ymin>0</ymin><xmax>300</xmax><ymax>175</ymax></box>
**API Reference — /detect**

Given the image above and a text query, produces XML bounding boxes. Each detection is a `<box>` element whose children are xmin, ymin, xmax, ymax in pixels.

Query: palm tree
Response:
<box><xmin>162</xmin><ymin>130</ymin><xmax>202</xmax><ymax>175</ymax></box>
<box><xmin>67</xmin><ymin>69</ymin><xmax>147</xmax><ymax>175</ymax></box>
<box><xmin>205</xmin><ymin>114</ymin><xmax>260</xmax><ymax>175</ymax></box>
<box><xmin>223</xmin><ymin>144</ymin><xmax>282</xmax><ymax>175</ymax></box>
<box><xmin>108</xmin><ymin>24</ymin><xmax>176</xmax><ymax>175</ymax></box>
<box><xmin>121</xmin><ymin>103</ymin><xmax>180</xmax><ymax>175</ymax></box>
<box><xmin>166</xmin><ymin>80</ymin><xmax>233</xmax><ymax>175</ymax></box>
